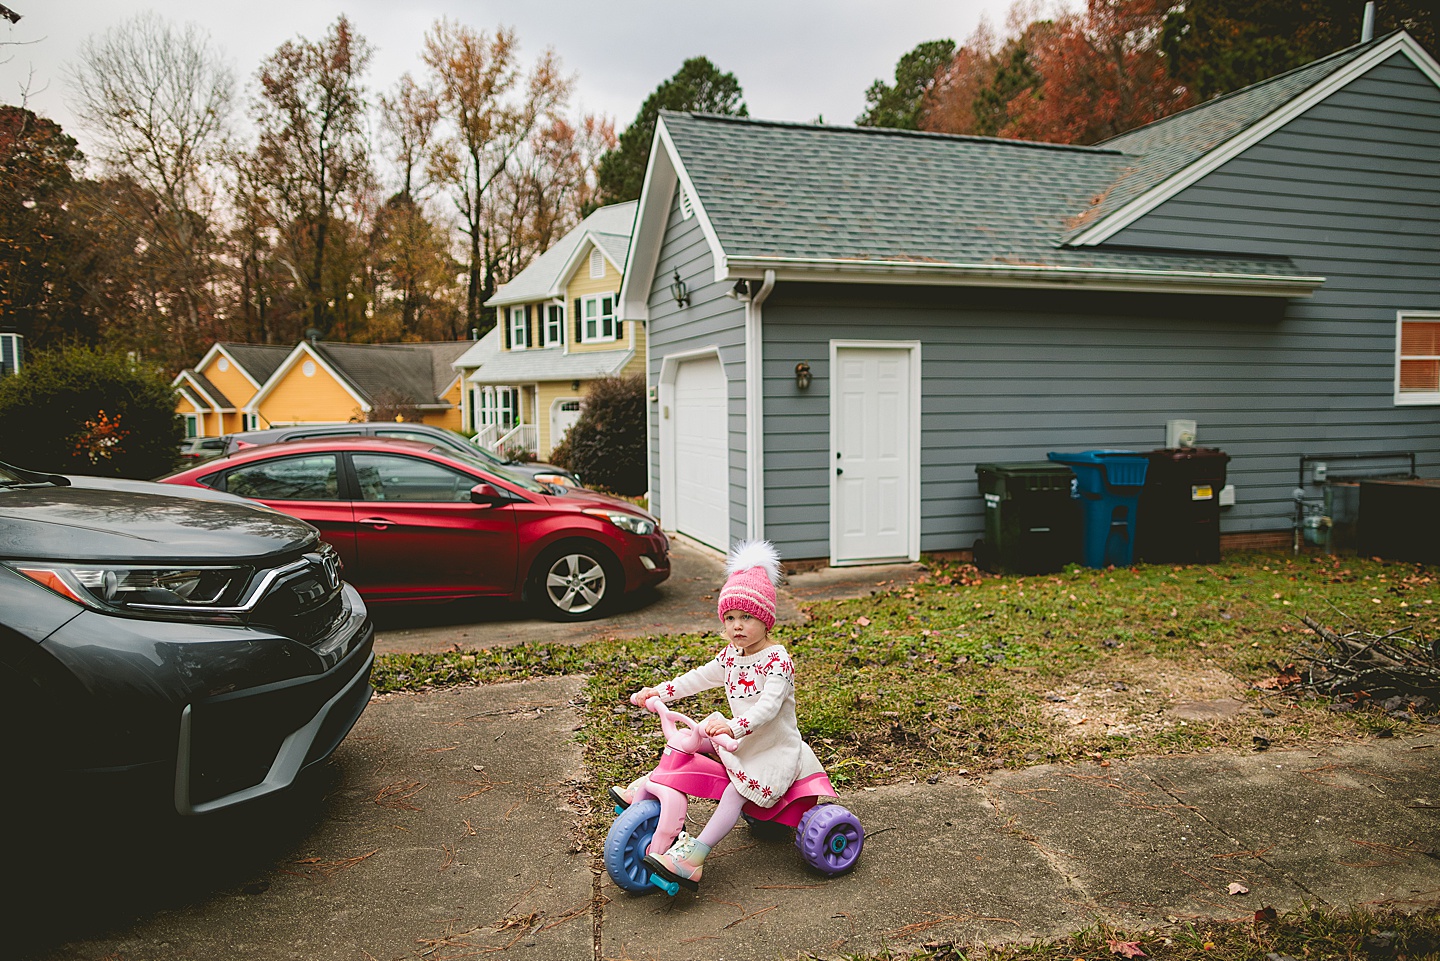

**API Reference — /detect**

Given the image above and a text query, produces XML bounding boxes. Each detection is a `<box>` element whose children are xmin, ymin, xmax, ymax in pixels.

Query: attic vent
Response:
<box><xmin>589</xmin><ymin>247</ymin><xmax>604</xmax><ymax>279</ymax></box>
<box><xmin>679</xmin><ymin>186</ymin><xmax>694</xmax><ymax>220</ymax></box>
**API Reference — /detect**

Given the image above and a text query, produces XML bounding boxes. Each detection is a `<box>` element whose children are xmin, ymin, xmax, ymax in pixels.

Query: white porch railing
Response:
<box><xmin>495</xmin><ymin>423</ymin><xmax>537</xmax><ymax>458</ymax></box>
<box><xmin>471</xmin><ymin>423</ymin><xmax>500</xmax><ymax>451</ymax></box>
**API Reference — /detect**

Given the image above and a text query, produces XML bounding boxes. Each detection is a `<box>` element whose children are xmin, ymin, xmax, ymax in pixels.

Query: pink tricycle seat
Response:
<box><xmin>648</xmin><ymin>744</ymin><xmax>838</xmax><ymax>829</ymax></box>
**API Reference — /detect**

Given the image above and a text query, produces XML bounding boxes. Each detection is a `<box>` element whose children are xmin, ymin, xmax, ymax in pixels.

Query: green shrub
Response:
<box><xmin>561</xmin><ymin>374</ymin><xmax>646</xmax><ymax>495</ymax></box>
<box><xmin>0</xmin><ymin>345</ymin><xmax>182</xmax><ymax>478</ymax></box>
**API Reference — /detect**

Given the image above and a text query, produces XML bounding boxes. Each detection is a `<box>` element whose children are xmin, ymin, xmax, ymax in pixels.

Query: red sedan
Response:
<box><xmin>162</xmin><ymin>438</ymin><xmax>670</xmax><ymax>619</ymax></box>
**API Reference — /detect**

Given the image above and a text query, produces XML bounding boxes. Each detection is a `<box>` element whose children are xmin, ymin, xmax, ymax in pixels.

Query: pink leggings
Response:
<box><xmin>697</xmin><ymin>784</ymin><xmax>746</xmax><ymax>848</ymax></box>
<box><xmin>636</xmin><ymin>778</ymin><xmax>747</xmax><ymax>855</ymax></box>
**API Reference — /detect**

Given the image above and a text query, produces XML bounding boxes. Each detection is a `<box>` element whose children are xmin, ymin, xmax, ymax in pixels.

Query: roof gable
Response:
<box><xmin>171</xmin><ymin>369</ymin><xmax>233</xmax><ymax>410</ymax></box>
<box><xmin>247</xmin><ymin>342</ymin><xmax>369</xmax><ymax>413</ymax></box>
<box><xmin>486</xmin><ymin>201</ymin><xmax>638</xmax><ymax>308</ymax></box>
<box><xmin>1069</xmin><ymin>31</ymin><xmax>1440</xmax><ymax>245</ymax></box>
<box><xmin>622</xmin><ymin>112</ymin><xmax>1320</xmax><ymax>308</ymax></box>
<box><xmin>194</xmin><ymin>342</ymin><xmax>291</xmax><ymax>391</ymax></box>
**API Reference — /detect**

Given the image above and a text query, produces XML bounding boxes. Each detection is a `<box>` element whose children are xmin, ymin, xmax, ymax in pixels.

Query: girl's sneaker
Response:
<box><xmin>643</xmin><ymin>831</ymin><xmax>709</xmax><ymax>891</ymax></box>
<box><xmin>608</xmin><ymin>785</ymin><xmax>635</xmax><ymax>811</ymax></box>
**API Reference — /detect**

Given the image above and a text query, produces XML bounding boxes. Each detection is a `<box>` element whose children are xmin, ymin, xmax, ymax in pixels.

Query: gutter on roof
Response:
<box><xmin>725</xmin><ymin>255</ymin><xmax>1324</xmax><ymax>297</ymax></box>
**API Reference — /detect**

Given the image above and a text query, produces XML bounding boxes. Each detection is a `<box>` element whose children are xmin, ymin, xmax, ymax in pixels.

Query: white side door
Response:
<box><xmin>672</xmin><ymin>356</ymin><xmax>730</xmax><ymax>550</ymax></box>
<box><xmin>832</xmin><ymin>344</ymin><xmax>919</xmax><ymax>564</ymax></box>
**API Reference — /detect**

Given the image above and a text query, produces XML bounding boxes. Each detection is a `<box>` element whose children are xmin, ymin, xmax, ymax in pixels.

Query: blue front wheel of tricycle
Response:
<box><xmin>795</xmin><ymin>803</ymin><xmax>864</xmax><ymax>874</ymax></box>
<box><xmin>603</xmin><ymin>798</ymin><xmax>661</xmax><ymax>892</ymax></box>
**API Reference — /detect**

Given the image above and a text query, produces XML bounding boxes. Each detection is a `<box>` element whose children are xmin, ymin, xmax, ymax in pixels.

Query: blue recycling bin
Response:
<box><xmin>1047</xmin><ymin>450</ymin><xmax>1149</xmax><ymax>567</ymax></box>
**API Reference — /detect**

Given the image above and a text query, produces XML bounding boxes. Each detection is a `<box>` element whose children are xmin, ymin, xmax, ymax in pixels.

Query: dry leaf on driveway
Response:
<box><xmin>1228</xmin><ymin>882</ymin><xmax>1250</xmax><ymax>895</ymax></box>
<box><xmin>1108</xmin><ymin>939</ymin><xmax>1147</xmax><ymax>958</ymax></box>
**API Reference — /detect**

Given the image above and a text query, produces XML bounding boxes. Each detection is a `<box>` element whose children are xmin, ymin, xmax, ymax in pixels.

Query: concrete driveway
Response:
<box><xmin>24</xmin><ymin>676</ymin><xmax>1440</xmax><ymax>961</ymax></box>
<box><xmin>371</xmin><ymin>537</ymin><xmax>930</xmax><ymax>654</ymax></box>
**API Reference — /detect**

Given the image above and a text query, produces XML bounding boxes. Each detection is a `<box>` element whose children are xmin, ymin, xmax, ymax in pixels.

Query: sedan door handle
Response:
<box><xmin>359</xmin><ymin>517</ymin><xmax>392</xmax><ymax>529</ymax></box>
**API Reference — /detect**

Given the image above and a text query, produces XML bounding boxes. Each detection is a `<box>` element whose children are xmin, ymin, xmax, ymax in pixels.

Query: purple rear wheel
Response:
<box><xmin>795</xmin><ymin>803</ymin><xmax>863</xmax><ymax>874</ymax></box>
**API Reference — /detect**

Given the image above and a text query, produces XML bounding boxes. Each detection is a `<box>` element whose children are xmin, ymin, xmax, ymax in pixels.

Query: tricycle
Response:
<box><xmin>602</xmin><ymin>696</ymin><xmax>864</xmax><ymax>896</ymax></box>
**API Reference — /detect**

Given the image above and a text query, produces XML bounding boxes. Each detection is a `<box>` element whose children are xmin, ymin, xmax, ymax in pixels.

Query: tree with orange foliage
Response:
<box><xmin>423</xmin><ymin>19</ymin><xmax>571</xmax><ymax>328</ymax></box>
<box><xmin>998</xmin><ymin>0</ymin><xmax>1193</xmax><ymax>144</ymax></box>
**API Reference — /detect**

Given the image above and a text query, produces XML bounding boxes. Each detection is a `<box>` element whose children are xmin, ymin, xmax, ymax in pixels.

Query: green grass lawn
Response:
<box><xmin>373</xmin><ymin>549</ymin><xmax>1437</xmax><ymax>794</ymax></box>
<box><xmin>370</xmin><ymin>549</ymin><xmax>1438</xmax><ymax>961</ymax></box>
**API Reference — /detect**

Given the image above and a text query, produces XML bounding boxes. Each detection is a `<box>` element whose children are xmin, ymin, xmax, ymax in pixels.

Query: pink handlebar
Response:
<box><xmin>642</xmin><ymin>696</ymin><xmax>740</xmax><ymax>752</ymax></box>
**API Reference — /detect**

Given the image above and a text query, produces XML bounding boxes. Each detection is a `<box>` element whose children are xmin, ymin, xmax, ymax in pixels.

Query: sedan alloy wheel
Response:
<box><xmin>535</xmin><ymin>544</ymin><xmax>617</xmax><ymax>620</ymax></box>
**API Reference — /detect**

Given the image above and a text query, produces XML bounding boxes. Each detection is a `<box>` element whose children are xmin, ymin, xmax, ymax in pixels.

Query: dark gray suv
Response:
<box><xmin>223</xmin><ymin>422</ymin><xmax>580</xmax><ymax>487</ymax></box>
<box><xmin>0</xmin><ymin>460</ymin><xmax>374</xmax><ymax>815</ymax></box>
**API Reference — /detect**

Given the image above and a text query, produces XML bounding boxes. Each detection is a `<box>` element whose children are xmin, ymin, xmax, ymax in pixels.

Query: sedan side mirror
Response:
<box><xmin>470</xmin><ymin>482</ymin><xmax>505</xmax><ymax>506</ymax></box>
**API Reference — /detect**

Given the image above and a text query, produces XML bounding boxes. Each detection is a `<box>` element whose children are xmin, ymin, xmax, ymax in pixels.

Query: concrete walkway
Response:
<box><xmin>24</xmin><ymin>675</ymin><xmax>1439</xmax><ymax>961</ymax></box>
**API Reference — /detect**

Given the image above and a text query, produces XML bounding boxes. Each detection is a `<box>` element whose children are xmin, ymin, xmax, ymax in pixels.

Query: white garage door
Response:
<box><xmin>672</xmin><ymin>356</ymin><xmax>729</xmax><ymax>550</ymax></box>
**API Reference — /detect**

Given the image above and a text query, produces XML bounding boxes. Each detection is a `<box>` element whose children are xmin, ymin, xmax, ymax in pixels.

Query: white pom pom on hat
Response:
<box><xmin>717</xmin><ymin>539</ymin><xmax>783</xmax><ymax>630</ymax></box>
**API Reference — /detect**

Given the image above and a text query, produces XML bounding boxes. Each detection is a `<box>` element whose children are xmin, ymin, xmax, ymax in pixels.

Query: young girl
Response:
<box><xmin>617</xmin><ymin>540</ymin><xmax>824</xmax><ymax>890</ymax></box>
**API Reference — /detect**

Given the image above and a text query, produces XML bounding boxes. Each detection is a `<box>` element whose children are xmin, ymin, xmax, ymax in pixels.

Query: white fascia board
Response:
<box><xmin>245</xmin><ymin>342</ymin><xmax>371</xmax><ymax>413</ymax></box>
<box><xmin>654</xmin><ymin>121</ymin><xmax>729</xmax><ymax>285</ymax></box>
<box><xmin>192</xmin><ymin>342</ymin><xmax>225</xmax><ymax>376</ymax></box>
<box><xmin>619</xmin><ymin>124</ymin><xmax>676</xmax><ymax>322</ymax></box>
<box><xmin>549</xmin><ymin>232</ymin><xmax>626</xmax><ymax>300</ymax></box>
<box><xmin>174</xmin><ymin>371</ymin><xmax>229</xmax><ymax>412</ymax></box>
<box><xmin>215</xmin><ymin>345</ymin><xmax>265</xmax><ymax>392</ymax></box>
<box><xmin>724</xmin><ymin>255</ymin><xmax>1324</xmax><ymax>297</ymax></box>
<box><xmin>1071</xmin><ymin>32</ymin><xmax>1440</xmax><ymax>246</ymax></box>
<box><xmin>175</xmin><ymin>385</ymin><xmax>209</xmax><ymax>414</ymax></box>
<box><xmin>192</xmin><ymin>342</ymin><xmax>265</xmax><ymax>393</ymax></box>
<box><xmin>620</xmin><ymin>118</ymin><xmax>732</xmax><ymax>320</ymax></box>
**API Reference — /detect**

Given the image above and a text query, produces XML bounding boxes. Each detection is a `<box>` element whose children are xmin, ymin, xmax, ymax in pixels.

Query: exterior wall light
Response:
<box><xmin>668</xmin><ymin>270</ymin><xmax>690</xmax><ymax>307</ymax></box>
<box><xmin>795</xmin><ymin>362</ymin><xmax>812</xmax><ymax>390</ymax></box>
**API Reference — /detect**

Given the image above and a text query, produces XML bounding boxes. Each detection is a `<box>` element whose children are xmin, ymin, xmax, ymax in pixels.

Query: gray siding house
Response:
<box><xmin>620</xmin><ymin>31</ymin><xmax>1440</xmax><ymax>565</ymax></box>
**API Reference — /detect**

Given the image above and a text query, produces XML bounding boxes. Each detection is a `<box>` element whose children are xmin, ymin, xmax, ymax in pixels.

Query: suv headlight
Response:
<box><xmin>10</xmin><ymin>562</ymin><xmax>251</xmax><ymax>621</ymax></box>
<box><xmin>583</xmin><ymin>509</ymin><xmax>655</xmax><ymax>536</ymax></box>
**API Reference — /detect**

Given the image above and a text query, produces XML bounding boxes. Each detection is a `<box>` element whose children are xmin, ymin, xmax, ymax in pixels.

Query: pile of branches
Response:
<box><xmin>1297</xmin><ymin>616</ymin><xmax>1439</xmax><ymax>714</ymax></box>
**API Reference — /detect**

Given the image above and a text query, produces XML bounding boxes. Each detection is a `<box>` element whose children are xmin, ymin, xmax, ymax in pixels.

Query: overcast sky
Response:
<box><xmin>1</xmin><ymin>0</ymin><xmax>1026</xmax><ymax>156</ymax></box>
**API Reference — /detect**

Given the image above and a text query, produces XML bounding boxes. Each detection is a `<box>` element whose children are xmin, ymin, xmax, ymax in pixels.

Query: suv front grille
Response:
<box><xmin>247</xmin><ymin>545</ymin><xmax>347</xmax><ymax>645</ymax></box>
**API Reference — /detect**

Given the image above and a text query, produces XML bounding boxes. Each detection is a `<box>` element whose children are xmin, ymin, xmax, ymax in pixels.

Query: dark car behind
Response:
<box><xmin>0</xmin><ymin>461</ymin><xmax>374</xmax><ymax>815</ymax></box>
<box><xmin>222</xmin><ymin>422</ymin><xmax>580</xmax><ymax>487</ymax></box>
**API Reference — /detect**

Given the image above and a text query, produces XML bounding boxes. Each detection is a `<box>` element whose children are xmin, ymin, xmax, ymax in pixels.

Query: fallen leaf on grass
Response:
<box><xmin>1254</xmin><ymin>906</ymin><xmax>1278</xmax><ymax>924</ymax></box>
<box><xmin>856</xmin><ymin>616</ymin><xmax>871</xmax><ymax>627</ymax></box>
<box><xmin>1254</xmin><ymin>663</ymin><xmax>1301</xmax><ymax>690</ymax></box>
<box><xmin>1228</xmin><ymin>882</ymin><xmax>1250</xmax><ymax>895</ymax></box>
<box><xmin>1108</xmin><ymin>939</ymin><xmax>1147</xmax><ymax>958</ymax></box>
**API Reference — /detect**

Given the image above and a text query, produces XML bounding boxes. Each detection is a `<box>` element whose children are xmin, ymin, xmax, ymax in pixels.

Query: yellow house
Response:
<box><xmin>176</xmin><ymin>339</ymin><xmax>472</xmax><ymax>435</ymax></box>
<box><xmin>244</xmin><ymin>340</ymin><xmax>472</xmax><ymax>430</ymax></box>
<box><xmin>458</xmin><ymin>200</ymin><xmax>642</xmax><ymax>459</ymax></box>
<box><xmin>172</xmin><ymin>343</ymin><xmax>290</xmax><ymax>438</ymax></box>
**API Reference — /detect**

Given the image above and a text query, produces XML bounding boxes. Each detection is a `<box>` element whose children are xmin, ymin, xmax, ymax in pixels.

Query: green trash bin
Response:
<box><xmin>973</xmin><ymin>462</ymin><xmax>1080</xmax><ymax>574</ymax></box>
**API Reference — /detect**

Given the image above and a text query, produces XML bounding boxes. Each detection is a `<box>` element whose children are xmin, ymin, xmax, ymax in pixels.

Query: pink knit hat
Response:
<box><xmin>717</xmin><ymin>540</ymin><xmax>783</xmax><ymax>630</ymax></box>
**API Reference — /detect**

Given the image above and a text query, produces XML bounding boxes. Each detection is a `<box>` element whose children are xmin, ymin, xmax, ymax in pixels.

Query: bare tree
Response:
<box><xmin>378</xmin><ymin>72</ymin><xmax>440</xmax><ymax>200</ymax></box>
<box><xmin>67</xmin><ymin>12</ymin><xmax>234</xmax><ymax>366</ymax></box>
<box><xmin>423</xmin><ymin>20</ymin><xmax>570</xmax><ymax>327</ymax></box>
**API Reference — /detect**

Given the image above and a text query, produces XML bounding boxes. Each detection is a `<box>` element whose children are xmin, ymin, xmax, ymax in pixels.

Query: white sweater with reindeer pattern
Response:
<box><xmin>658</xmin><ymin>641</ymin><xmax>824</xmax><ymax>807</ymax></box>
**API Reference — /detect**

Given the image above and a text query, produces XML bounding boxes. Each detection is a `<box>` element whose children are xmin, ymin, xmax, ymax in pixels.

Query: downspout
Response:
<box><xmin>745</xmin><ymin>269</ymin><xmax>776</xmax><ymax>539</ymax></box>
